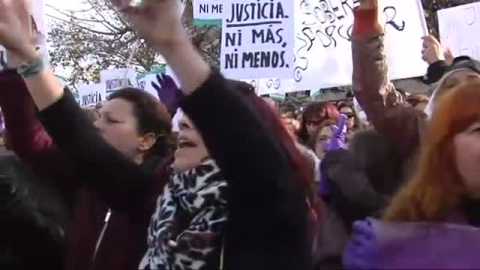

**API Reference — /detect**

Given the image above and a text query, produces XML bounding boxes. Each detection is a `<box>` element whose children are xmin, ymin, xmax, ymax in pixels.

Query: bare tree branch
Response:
<box><xmin>48</xmin><ymin>0</ymin><xmax>220</xmax><ymax>85</ymax></box>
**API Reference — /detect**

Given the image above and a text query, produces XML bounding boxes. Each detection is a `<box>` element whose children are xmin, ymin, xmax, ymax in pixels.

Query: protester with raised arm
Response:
<box><xmin>352</xmin><ymin>0</ymin><xmax>480</xmax><ymax>181</ymax></box>
<box><xmin>0</xmin><ymin>0</ymin><xmax>312</xmax><ymax>269</ymax></box>
<box><xmin>0</xmin><ymin>2</ymin><xmax>175</xmax><ymax>270</ymax></box>
<box><xmin>344</xmin><ymin>76</ymin><xmax>480</xmax><ymax>270</ymax></box>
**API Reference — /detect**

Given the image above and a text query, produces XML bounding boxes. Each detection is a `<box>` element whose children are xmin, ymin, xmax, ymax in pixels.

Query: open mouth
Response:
<box><xmin>177</xmin><ymin>139</ymin><xmax>197</xmax><ymax>149</ymax></box>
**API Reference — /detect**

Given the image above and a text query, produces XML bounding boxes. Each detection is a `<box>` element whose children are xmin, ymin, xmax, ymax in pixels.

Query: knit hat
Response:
<box><xmin>424</xmin><ymin>64</ymin><xmax>480</xmax><ymax>118</ymax></box>
<box><xmin>450</xmin><ymin>56</ymin><xmax>480</xmax><ymax>74</ymax></box>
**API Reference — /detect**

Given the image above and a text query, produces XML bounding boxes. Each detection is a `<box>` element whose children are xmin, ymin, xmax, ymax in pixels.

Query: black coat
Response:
<box><xmin>0</xmin><ymin>152</ymin><xmax>68</xmax><ymax>270</ymax></box>
<box><xmin>37</xmin><ymin>70</ymin><xmax>311</xmax><ymax>270</ymax></box>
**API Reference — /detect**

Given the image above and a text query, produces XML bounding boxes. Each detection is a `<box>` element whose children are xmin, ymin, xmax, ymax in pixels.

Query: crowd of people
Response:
<box><xmin>0</xmin><ymin>0</ymin><xmax>480</xmax><ymax>269</ymax></box>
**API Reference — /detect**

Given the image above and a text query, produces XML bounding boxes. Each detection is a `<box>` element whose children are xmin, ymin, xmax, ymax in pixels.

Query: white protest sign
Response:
<box><xmin>100</xmin><ymin>68</ymin><xmax>138</xmax><ymax>94</ymax></box>
<box><xmin>218</xmin><ymin>0</ymin><xmax>427</xmax><ymax>92</ymax></box>
<box><xmin>193</xmin><ymin>0</ymin><xmax>223</xmax><ymax>25</ymax></box>
<box><xmin>165</xmin><ymin>65</ymin><xmax>181</xmax><ymax>87</ymax></box>
<box><xmin>243</xmin><ymin>78</ymin><xmax>297</xmax><ymax>96</ymax></box>
<box><xmin>438</xmin><ymin>2</ymin><xmax>480</xmax><ymax>60</ymax></box>
<box><xmin>293</xmin><ymin>0</ymin><xmax>428</xmax><ymax>89</ymax></box>
<box><xmin>0</xmin><ymin>0</ymin><xmax>46</xmax><ymax>70</ymax></box>
<box><xmin>220</xmin><ymin>0</ymin><xmax>295</xmax><ymax>80</ymax></box>
<box><xmin>78</xmin><ymin>83</ymin><xmax>107</xmax><ymax>108</ymax></box>
<box><xmin>137</xmin><ymin>73</ymin><xmax>160</xmax><ymax>100</ymax></box>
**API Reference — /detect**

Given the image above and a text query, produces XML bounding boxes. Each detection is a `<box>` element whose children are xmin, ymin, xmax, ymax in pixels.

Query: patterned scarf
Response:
<box><xmin>140</xmin><ymin>159</ymin><xmax>227</xmax><ymax>270</ymax></box>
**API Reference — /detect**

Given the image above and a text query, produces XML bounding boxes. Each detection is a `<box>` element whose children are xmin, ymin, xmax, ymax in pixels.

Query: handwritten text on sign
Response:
<box><xmin>293</xmin><ymin>0</ymin><xmax>427</xmax><ymax>89</ymax></box>
<box><xmin>438</xmin><ymin>2</ymin><xmax>480</xmax><ymax>60</ymax></box>
<box><xmin>221</xmin><ymin>1</ymin><xmax>295</xmax><ymax>79</ymax></box>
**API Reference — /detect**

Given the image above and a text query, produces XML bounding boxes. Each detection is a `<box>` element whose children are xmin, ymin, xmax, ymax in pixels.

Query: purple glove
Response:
<box><xmin>325</xmin><ymin>113</ymin><xmax>348</xmax><ymax>152</ymax></box>
<box><xmin>319</xmin><ymin>114</ymin><xmax>347</xmax><ymax>198</ymax></box>
<box><xmin>151</xmin><ymin>74</ymin><xmax>181</xmax><ymax>114</ymax></box>
<box><xmin>343</xmin><ymin>220</ymin><xmax>379</xmax><ymax>270</ymax></box>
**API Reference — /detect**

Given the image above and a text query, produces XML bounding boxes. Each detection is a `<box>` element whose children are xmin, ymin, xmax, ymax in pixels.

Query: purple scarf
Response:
<box><xmin>373</xmin><ymin>219</ymin><xmax>480</xmax><ymax>269</ymax></box>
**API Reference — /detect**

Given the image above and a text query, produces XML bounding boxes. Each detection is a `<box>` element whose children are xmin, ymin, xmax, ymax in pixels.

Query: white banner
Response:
<box><xmin>294</xmin><ymin>0</ymin><xmax>428</xmax><ymax>89</ymax></box>
<box><xmin>243</xmin><ymin>78</ymin><xmax>297</xmax><ymax>96</ymax></box>
<box><xmin>193</xmin><ymin>0</ymin><xmax>223</xmax><ymax>25</ymax></box>
<box><xmin>137</xmin><ymin>73</ymin><xmax>160</xmax><ymax>99</ymax></box>
<box><xmin>78</xmin><ymin>83</ymin><xmax>107</xmax><ymax>108</ymax></box>
<box><xmin>100</xmin><ymin>68</ymin><xmax>138</xmax><ymax>94</ymax></box>
<box><xmin>217</xmin><ymin>0</ymin><xmax>427</xmax><ymax>92</ymax></box>
<box><xmin>438</xmin><ymin>2</ymin><xmax>480</xmax><ymax>60</ymax></box>
<box><xmin>220</xmin><ymin>0</ymin><xmax>295</xmax><ymax>80</ymax></box>
<box><xmin>0</xmin><ymin>0</ymin><xmax>46</xmax><ymax>70</ymax></box>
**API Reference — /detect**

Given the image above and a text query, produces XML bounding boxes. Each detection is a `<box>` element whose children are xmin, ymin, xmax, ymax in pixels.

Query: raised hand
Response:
<box><xmin>113</xmin><ymin>0</ymin><xmax>209</xmax><ymax>95</ymax></box>
<box><xmin>343</xmin><ymin>220</ymin><xmax>379</xmax><ymax>269</ymax></box>
<box><xmin>444</xmin><ymin>47</ymin><xmax>455</xmax><ymax>63</ymax></box>
<box><xmin>357</xmin><ymin>0</ymin><xmax>379</xmax><ymax>10</ymax></box>
<box><xmin>0</xmin><ymin>0</ymin><xmax>37</xmax><ymax>63</ymax></box>
<box><xmin>356</xmin><ymin>0</ymin><xmax>384</xmax><ymax>33</ymax></box>
<box><xmin>422</xmin><ymin>35</ymin><xmax>445</xmax><ymax>65</ymax></box>
<box><xmin>114</xmin><ymin>0</ymin><xmax>187</xmax><ymax>52</ymax></box>
<box><xmin>151</xmin><ymin>74</ymin><xmax>181</xmax><ymax>114</ymax></box>
<box><xmin>325</xmin><ymin>114</ymin><xmax>348</xmax><ymax>152</ymax></box>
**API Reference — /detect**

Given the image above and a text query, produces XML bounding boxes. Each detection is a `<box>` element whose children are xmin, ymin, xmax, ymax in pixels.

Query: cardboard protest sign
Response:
<box><xmin>438</xmin><ymin>2</ymin><xmax>480</xmax><ymax>60</ymax></box>
<box><xmin>100</xmin><ymin>68</ymin><xmax>138</xmax><ymax>94</ymax></box>
<box><xmin>0</xmin><ymin>0</ymin><xmax>46</xmax><ymax>70</ymax></box>
<box><xmin>193</xmin><ymin>0</ymin><xmax>223</xmax><ymax>26</ymax></box>
<box><xmin>220</xmin><ymin>0</ymin><xmax>295</xmax><ymax>80</ymax></box>
<box><xmin>78</xmin><ymin>83</ymin><xmax>107</xmax><ymax>108</ymax></box>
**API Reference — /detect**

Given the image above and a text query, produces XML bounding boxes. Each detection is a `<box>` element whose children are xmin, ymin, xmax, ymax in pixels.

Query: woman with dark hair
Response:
<box><xmin>344</xmin><ymin>77</ymin><xmax>480</xmax><ymax>269</ymax></box>
<box><xmin>0</xmin><ymin>1</ymin><xmax>312</xmax><ymax>270</ymax></box>
<box><xmin>140</xmin><ymin>80</ymin><xmax>319</xmax><ymax>269</ymax></box>
<box><xmin>0</xmin><ymin>153</ymin><xmax>68</xmax><ymax>270</ymax></box>
<box><xmin>0</xmin><ymin>69</ymin><xmax>173</xmax><ymax>269</ymax></box>
<box><xmin>298</xmin><ymin>101</ymin><xmax>340</xmax><ymax>145</ymax></box>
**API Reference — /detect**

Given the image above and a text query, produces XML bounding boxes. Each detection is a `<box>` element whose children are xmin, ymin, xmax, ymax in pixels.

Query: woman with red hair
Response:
<box><xmin>343</xmin><ymin>77</ymin><xmax>480</xmax><ymax>269</ymax></box>
<box><xmin>298</xmin><ymin>102</ymin><xmax>340</xmax><ymax>146</ymax></box>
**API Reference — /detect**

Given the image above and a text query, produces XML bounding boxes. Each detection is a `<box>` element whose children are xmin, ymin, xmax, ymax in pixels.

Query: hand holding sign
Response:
<box><xmin>113</xmin><ymin>0</ymin><xmax>186</xmax><ymax>51</ymax></box>
<box><xmin>0</xmin><ymin>0</ymin><xmax>37</xmax><ymax>63</ymax></box>
<box><xmin>421</xmin><ymin>35</ymin><xmax>446</xmax><ymax>64</ymax></box>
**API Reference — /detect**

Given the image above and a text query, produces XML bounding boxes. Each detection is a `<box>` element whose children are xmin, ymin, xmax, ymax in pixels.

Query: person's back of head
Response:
<box><xmin>229</xmin><ymin>80</ymin><xmax>321</xmax><ymax>216</ymax></box>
